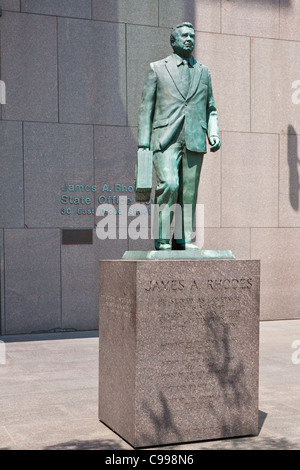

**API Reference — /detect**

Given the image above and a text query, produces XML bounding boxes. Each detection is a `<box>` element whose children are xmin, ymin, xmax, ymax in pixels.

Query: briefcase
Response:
<box><xmin>135</xmin><ymin>149</ymin><xmax>153</xmax><ymax>202</ymax></box>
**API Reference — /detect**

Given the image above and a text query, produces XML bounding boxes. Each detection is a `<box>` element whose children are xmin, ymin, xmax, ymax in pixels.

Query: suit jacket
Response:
<box><xmin>138</xmin><ymin>54</ymin><xmax>220</xmax><ymax>153</ymax></box>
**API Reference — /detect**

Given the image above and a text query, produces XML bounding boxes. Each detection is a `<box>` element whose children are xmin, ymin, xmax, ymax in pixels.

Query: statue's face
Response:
<box><xmin>172</xmin><ymin>26</ymin><xmax>195</xmax><ymax>57</ymax></box>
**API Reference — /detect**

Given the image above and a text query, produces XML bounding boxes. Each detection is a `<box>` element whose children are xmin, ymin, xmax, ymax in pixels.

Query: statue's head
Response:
<box><xmin>170</xmin><ymin>22</ymin><xmax>195</xmax><ymax>58</ymax></box>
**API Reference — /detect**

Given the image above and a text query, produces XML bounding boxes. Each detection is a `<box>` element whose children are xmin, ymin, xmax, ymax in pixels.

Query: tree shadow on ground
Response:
<box><xmin>43</xmin><ymin>438</ymin><xmax>130</xmax><ymax>451</ymax></box>
<box><xmin>157</xmin><ymin>435</ymin><xmax>300</xmax><ymax>451</ymax></box>
<box><xmin>139</xmin><ymin>391</ymin><xmax>184</xmax><ymax>447</ymax></box>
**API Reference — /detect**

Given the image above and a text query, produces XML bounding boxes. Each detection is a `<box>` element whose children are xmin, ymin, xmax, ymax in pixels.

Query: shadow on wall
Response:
<box><xmin>203</xmin><ymin>318</ymin><xmax>257</xmax><ymax>436</ymax></box>
<box><xmin>140</xmin><ymin>391</ymin><xmax>184</xmax><ymax>447</ymax></box>
<box><xmin>288</xmin><ymin>125</ymin><xmax>300</xmax><ymax>212</ymax></box>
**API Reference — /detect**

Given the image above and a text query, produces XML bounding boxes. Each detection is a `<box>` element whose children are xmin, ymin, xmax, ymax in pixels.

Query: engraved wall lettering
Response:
<box><xmin>190</xmin><ymin>279</ymin><xmax>199</xmax><ymax>290</ymax></box>
<box><xmin>207</xmin><ymin>278</ymin><xmax>252</xmax><ymax>290</ymax></box>
<box><xmin>144</xmin><ymin>279</ymin><xmax>185</xmax><ymax>291</ymax></box>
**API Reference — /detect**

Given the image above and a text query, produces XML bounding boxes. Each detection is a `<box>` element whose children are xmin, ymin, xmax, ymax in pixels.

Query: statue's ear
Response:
<box><xmin>170</xmin><ymin>34</ymin><xmax>175</xmax><ymax>48</ymax></box>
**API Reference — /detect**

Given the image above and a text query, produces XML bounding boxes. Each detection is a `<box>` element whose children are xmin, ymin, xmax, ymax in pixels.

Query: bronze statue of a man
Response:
<box><xmin>138</xmin><ymin>22</ymin><xmax>221</xmax><ymax>250</ymax></box>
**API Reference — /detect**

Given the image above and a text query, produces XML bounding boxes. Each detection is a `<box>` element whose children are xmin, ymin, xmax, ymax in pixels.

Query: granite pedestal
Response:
<box><xmin>98</xmin><ymin>256</ymin><xmax>260</xmax><ymax>448</ymax></box>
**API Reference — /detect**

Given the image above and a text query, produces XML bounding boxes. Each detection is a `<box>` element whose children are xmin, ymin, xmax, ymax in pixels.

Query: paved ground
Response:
<box><xmin>0</xmin><ymin>320</ymin><xmax>300</xmax><ymax>450</ymax></box>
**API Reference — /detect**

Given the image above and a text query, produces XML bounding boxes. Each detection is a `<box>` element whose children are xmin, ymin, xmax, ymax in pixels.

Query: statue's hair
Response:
<box><xmin>170</xmin><ymin>22</ymin><xmax>194</xmax><ymax>46</ymax></box>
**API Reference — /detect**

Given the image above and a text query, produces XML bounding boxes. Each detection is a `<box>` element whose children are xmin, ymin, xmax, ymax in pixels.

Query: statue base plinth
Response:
<box><xmin>122</xmin><ymin>249</ymin><xmax>235</xmax><ymax>260</ymax></box>
<box><xmin>99</xmin><ymin>257</ymin><xmax>260</xmax><ymax>448</ymax></box>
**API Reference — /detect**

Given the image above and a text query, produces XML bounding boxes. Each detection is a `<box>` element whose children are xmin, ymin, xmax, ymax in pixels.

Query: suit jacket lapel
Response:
<box><xmin>165</xmin><ymin>55</ymin><xmax>186</xmax><ymax>99</ymax></box>
<box><xmin>165</xmin><ymin>55</ymin><xmax>203</xmax><ymax>100</ymax></box>
<box><xmin>187</xmin><ymin>61</ymin><xmax>203</xmax><ymax>99</ymax></box>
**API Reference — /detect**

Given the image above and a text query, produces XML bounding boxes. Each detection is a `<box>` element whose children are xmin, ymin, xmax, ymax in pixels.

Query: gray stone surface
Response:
<box><xmin>24</xmin><ymin>122</ymin><xmax>94</xmax><ymax>228</ymax></box>
<box><xmin>128</xmin><ymin>237</ymin><xmax>156</xmax><ymax>253</ymax></box>
<box><xmin>94</xmin><ymin>126</ymin><xmax>137</xmax><ymax>195</ymax></box>
<box><xmin>58</xmin><ymin>18</ymin><xmax>126</xmax><ymax>125</ymax></box>
<box><xmin>280</xmin><ymin>0</ymin><xmax>300</xmax><ymax>41</ymax></box>
<box><xmin>159</xmin><ymin>0</ymin><xmax>221</xmax><ymax>33</ymax></box>
<box><xmin>221</xmin><ymin>132</ymin><xmax>279</xmax><ymax>227</ymax></box>
<box><xmin>92</xmin><ymin>0</ymin><xmax>158</xmax><ymax>26</ymax></box>
<box><xmin>94</xmin><ymin>237</ymin><xmax>129</xmax><ymax>260</ymax></box>
<box><xmin>61</xmin><ymin>238</ymin><xmax>128</xmax><ymax>331</ymax></box>
<box><xmin>1</xmin><ymin>0</ymin><xmax>20</xmax><ymax>11</ymax></box>
<box><xmin>1</xmin><ymin>320</ymin><xmax>300</xmax><ymax>450</ymax></box>
<box><xmin>0</xmin><ymin>0</ymin><xmax>299</xmax><ymax>333</ymax></box>
<box><xmin>197</xmin><ymin>146</ymin><xmax>221</xmax><ymax>227</ymax></box>
<box><xmin>251</xmin><ymin>37</ymin><xmax>300</xmax><ymax>135</ymax></box>
<box><xmin>221</xmin><ymin>0</ymin><xmax>279</xmax><ymax>38</ymax></box>
<box><xmin>4</xmin><ymin>229</ymin><xmax>61</xmax><ymax>334</ymax></box>
<box><xmin>251</xmin><ymin>228</ymin><xmax>300</xmax><ymax>320</ymax></box>
<box><xmin>0</xmin><ymin>122</ymin><xmax>24</xmax><ymax>227</ymax></box>
<box><xmin>201</xmin><ymin>228</ymin><xmax>251</xmax><ymax>260</ymax></box>
<box><xmin>1</xmin><ymin>12</ymin><xmax>58</xmax><ymax>122</ymax></box>
<box><xmin>21</xmin><ymin>0</ymin><xmax>92</xmax><ymax>18</ymax></box>
<box><xmin>99</xmin><ymin>259</ymin><xmax>260</xmax><ymax>447</ymax></box>
<box><xmin>61</xmin><ymin>245</ymin><xmax>99</xmax><ymax>331</ymax></box>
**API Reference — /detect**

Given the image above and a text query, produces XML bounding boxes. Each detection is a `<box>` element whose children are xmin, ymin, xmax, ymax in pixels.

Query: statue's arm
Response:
<box><xmin>138</xmin><ymin>66</ymin><xmax>157</xmax><ymax>150</ymax></box>
<box><xmin>207</xmin><ymin>70</ymin><xmax>221</xmax><ymax>152</ymax></box>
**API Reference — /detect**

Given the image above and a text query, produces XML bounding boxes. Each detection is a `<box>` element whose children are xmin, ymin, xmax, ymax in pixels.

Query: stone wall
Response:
<box><xmin>0</xmin><ymin>0</ymin><xmax>299</xmax><ymax>333</ymax></box>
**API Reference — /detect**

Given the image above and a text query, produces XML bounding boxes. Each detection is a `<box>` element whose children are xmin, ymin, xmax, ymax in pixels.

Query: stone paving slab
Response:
<box><xmin>0</xmin><ymin>321</ymin><xmax>300</xmax><ymax>450</ymax></box>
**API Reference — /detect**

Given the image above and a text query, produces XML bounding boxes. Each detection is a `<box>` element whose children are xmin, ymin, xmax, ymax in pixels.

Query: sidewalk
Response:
<box><xmin>0</xmin><ymin>320</ymin><xmax>300</xmax><ymax>450</ymax></box>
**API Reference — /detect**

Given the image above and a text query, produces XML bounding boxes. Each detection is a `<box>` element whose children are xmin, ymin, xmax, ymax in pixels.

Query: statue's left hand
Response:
<box><xmin>209</xmin><ymin>136</ymin><xmax>221</xmax><ymax>152</ymax></box>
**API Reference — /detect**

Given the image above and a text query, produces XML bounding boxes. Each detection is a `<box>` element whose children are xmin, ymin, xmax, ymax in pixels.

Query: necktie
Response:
<box><xmin>180</xmin><ymin>59</ymin><xmax>191</xmax><ymax>97</ymax></box>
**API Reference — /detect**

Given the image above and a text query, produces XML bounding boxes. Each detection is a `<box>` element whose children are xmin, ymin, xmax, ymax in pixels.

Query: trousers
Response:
<box><xmin>153</xmin><ymin>141</ymin><xmax>203</xmax><ymax>246</ymax></box>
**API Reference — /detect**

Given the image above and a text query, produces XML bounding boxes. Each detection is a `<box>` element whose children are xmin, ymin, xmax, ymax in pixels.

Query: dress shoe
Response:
<box><xmin>172</xmin><ymin>241</ymin><xmax>199</xmax><ymax>250</ymax></box>
<box><xmin>155</xmin><ymin>242</ymin><xmax>171</xmax><ymax>250</ymax></box>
